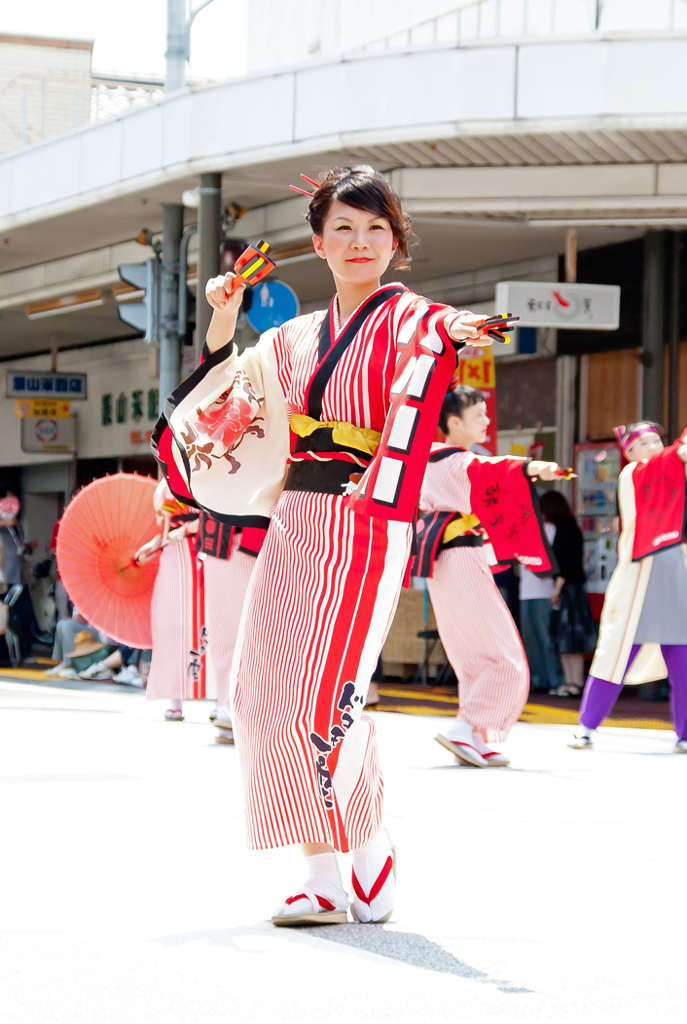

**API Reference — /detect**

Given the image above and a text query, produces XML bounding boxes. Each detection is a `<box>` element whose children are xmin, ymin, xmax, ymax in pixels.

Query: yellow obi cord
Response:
<box><xmin>290</xmin><ymin>413</ymin><xmax>382</xmax><ymax>457</ymax></box>
<box><xmin>442</xmin><ymin>514</ymin><xmax>481</xmax><ymax>544</ymax></box>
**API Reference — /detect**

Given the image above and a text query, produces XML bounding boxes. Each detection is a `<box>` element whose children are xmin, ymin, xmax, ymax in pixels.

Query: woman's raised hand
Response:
<box><xmin>205</xmin><ymin>272</ymin><xmax>246</xmax><ymax>317</ymax></box>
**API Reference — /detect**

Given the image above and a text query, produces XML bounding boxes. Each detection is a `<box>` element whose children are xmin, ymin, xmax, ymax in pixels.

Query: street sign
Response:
<box><xmin>117</xmin><ymin>259</ymin><xmax>161</xmax><ymax>343</ymax></box>
<box><xmin>15</xmin><ymin>399</ymin><xmax>70</xmax><ymax>418</ymax></box>
<box><xmin>246</xmin><ymin>280</ymin><xmax>299</xmax><ymax>333</ymax></box>
<box><xmin>6</xmin><ymin>370</ymin><xmax>86</xmax><ymax>399</ymax></box>
<box><xmin>495</xmin><ymin>281</ymin><xmax>620</xmax><ymax>330</ymax></box>
<box><xmin>20</xmin><ymin>414</ymin><xmax>77</xmax><ymax>453</ymax></box>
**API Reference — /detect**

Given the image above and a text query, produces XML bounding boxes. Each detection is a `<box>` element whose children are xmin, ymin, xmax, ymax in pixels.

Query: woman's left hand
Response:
<box><xmin>445</xmin><ymin>312</ymin><xmax>492</xmax><ymax>344</ymax></box>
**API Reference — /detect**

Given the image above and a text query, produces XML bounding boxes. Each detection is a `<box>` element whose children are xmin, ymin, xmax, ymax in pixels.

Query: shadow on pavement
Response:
<box><xmin>154</xmin><ymin>923</ymin><xmax>532</xmax><ymax>993</ymax></box>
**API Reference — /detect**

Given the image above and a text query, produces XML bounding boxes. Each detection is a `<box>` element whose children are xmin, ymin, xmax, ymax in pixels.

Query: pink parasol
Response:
<box><xmin>56</xmin><ymin>473</ymin><xmax>160</xmax><ymax>649</ymax></box>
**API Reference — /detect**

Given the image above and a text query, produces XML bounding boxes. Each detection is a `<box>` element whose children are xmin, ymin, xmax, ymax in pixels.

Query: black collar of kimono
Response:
<box><xmin>428</xmin><ymin>446</ymin><xmax>466</xmax><ymax>462</ymax></box>
<box><xmin>306</xmin><ymin>285</ymin><xmax>405</xmax><ymax>421</ymax></box>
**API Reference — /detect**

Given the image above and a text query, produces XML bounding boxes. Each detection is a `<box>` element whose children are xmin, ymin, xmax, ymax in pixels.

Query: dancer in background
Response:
<box><xmin>135</xmin><ymin>480</ymin><xmax>206</xmax><ymax>721</ymax></box>
<box><xmin>417</xmin><ymin>384</ymin><xmax>562</xmax><ymax>768</ymax></box>
<box><xmin>569</xmin><ymin>423</ymin><xmax>687</xmax><ymax>752</ymax></box>
<box><xmin>154</xmin><ymin>165</ymin><xmax>485</xmax><ymax>926</ymax></box>
<box><xmin>542</xmin><ymin>490</ymin><xmax>596</xmax><ymax>698</ymax></box>
<box><xmin>197</xmin><ymin>512</ymin><xmax>266</xmax><ymax>744</ymax></box>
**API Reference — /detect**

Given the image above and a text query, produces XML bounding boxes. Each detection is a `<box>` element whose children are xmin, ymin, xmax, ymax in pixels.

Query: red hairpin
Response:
<box><xmin>289</xmin><ymin>173</ymin><xmax>320</xmax><ymax>197</ymax></box>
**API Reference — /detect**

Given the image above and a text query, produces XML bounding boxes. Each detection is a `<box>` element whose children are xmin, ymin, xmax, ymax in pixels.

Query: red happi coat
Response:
<box><xmin>417</xmin><ymin>445</ymin><xmax>557</xmax><ymax>578</ymax></box>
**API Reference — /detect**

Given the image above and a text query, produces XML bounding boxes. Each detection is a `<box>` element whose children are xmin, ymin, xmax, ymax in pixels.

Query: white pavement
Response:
<box><xmin>1</xmin><ymin>679</ymin><xmax>685</xmax><ymax>1024</ymax></box>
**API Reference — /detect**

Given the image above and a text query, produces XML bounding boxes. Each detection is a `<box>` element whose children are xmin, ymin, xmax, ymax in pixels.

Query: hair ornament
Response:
<box><xmin>289</xmin><ymin>173</ymin><xmax>320</xmax><ymax>198</ymax></box>
<box><xmin>612</xmin><ymin>425</ymin><xmax>626</xmax><ymax>445</ymax></box>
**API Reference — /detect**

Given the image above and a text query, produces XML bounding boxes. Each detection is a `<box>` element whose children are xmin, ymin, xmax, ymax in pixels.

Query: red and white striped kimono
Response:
<box><xmin>419</xmin><ymin>445</ymin><xmax>554</xmax><ymax>741</ymax></box>
<box><xmin>154</xmin><ymin>285</ymin><xmax>462</xmax><ymax>851</ymax></box>
<box><xmin>146</xmin><ymin>500</ymin><xmax>207</xmax><ymax>702</ymax></box>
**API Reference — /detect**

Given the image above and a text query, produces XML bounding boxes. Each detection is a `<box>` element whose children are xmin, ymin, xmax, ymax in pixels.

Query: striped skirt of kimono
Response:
<box><xmin>231</xmin><ymin>490</ymin><xmax>412</xmax><ymax>852</ymax></box>
<box><xmin>146</xmin><ymin>536</ymin><xmax>207</xmax><ymax>700</ymax></box>
<box><xmin>427</xmin><ymin>546</ymin><xmax>529</xmax><ymax>742</ymax></box>
<box><xmin>203</xmin><ymin>536</ymin><xmax>257</xmax><ymax>707</ymax></box>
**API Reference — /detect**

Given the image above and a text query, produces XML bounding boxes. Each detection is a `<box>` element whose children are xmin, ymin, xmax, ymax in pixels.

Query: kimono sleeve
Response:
<box><xmin>345</xmin><ymin>298</ymin><xmax>459</xmax><ymax>523</ymax></box>
<box><xmin>151</xmin><ymin>328</ymin><xmax>290</xmax><ymax>525</ymax></box>
<box><xmin>466</xmin><ymin>456</ymin><xmax>558</xmax><ymax>577</ymax></box>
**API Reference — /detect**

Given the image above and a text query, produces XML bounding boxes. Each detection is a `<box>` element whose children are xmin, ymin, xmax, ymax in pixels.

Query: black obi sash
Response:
<box><xmin>285</xmin><ymin>286</ymin><xmax>404</xmax><ymax>498</ymax></box>
<box><xmin>414</xmin><ymin>511</ymin><xmax>484</xmax><ymax>579</ymax></box>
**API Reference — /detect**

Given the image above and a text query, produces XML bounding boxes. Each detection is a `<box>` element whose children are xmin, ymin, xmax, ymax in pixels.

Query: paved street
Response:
<box><xmin>1</xmin><ymin>679</ymin><xmax>685</xmax><ymax>1023</ymax></box>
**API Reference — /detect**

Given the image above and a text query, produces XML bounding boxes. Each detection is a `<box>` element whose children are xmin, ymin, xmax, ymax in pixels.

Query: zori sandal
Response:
<box><xmin>351</xmin><ymin>832</ymin><xmax>397</xmax><ymax>924</ymax></box>
<box><xmin>271</xmin><ymin>888</ymin><xmax>348</xmax><ymax>927</ymax></box>
<box><xmin>435</xmin><ymin>733</ymin><xmax>487</xmax><ymax>767</ymax></box>
<box><xmin>482</xmin><ymin>749</ymin><xmax>510</xmax><ymax>767</ymax></box>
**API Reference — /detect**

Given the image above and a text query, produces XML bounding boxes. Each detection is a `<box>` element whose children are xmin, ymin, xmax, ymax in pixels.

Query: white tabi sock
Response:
<box><xmin>169</xmin><ymin>700</ymin><xmax>182</xmax><ymax>712</ymax></box>
<box><xmin>444</xmin><ymin>719</ymin><xmax>474</xmax><ymax>745</ymax></box>
<box><xmin>216</xmin><ymin>704</ymin><xmax>232</xmax><ymax>724</ymax></box>
<box><xmin>351</xmin><ymin>829</ymin><xmax>396</xmax><ymax>924</ymax></box>
<box><xmin>276</xmin><ymin>853</ymin><xmax>348</xmax><ymax>918</ymax></box>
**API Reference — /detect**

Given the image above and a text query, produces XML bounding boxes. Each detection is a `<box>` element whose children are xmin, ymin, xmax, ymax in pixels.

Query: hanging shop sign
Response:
<box><xmin>456</xmin><ymin>344</ymin><xmax>497</xmax><ymax>456</ymax></box>
<box><xmin>20</xmin><ymin>415</ymin><xmax>77</xmax><ymax>454</ymax></box>
<box><xmin>6</xmin><ymin>370</ymin><xmax>87</xmax><ymax>399</ymax></box>
<box><xmin>15</xmin><ymin>399</ymin><xmax>70</xmax><ymax>418</ymax></box>
<box><xmin>495</xmin><ymin>282</ymin><xmax>620</xmax><ymax>330</ymax></box>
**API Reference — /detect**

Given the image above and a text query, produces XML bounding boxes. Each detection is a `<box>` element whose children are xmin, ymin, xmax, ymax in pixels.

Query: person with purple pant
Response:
<box><xmin>570</xmin><ymin>421</ymin><xmax>687</xmax><ymax>753</ymax></box>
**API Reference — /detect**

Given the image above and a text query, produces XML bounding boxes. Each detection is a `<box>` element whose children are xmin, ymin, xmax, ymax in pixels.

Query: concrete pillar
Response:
<box><xmin>196</xmin><ymin>172</ymin><xmax>222</xmax><ymax>361</ymax></box>
<box><xmin>641</xmin><ymin>231</ymin><xmax>666</xmax><ymax>424</ymax></box>
<box><xmin>159</xmin><ymin>203</ymin><xmax>184</xmax><ymax>405</ymax></box>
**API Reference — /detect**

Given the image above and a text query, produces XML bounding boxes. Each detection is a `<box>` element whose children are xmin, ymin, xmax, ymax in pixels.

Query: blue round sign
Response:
<box><xmin>246</xmin><ymin>279</ymin><xmax>299</xmax><ymax>333</ymax></box>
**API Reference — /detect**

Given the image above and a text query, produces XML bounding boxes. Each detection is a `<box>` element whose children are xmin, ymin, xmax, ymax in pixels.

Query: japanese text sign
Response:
<box><xmin>495</xmin><ymin>281</ymin><xmax>620</xmax><ymax>330</ymax></box>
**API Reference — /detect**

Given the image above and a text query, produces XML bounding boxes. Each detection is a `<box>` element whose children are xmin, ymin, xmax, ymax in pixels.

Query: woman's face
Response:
<box><xmin>312</xmin><ymin>200</ymin><xmax>398</xmax><ymax>286</ymax></box>
<box><xmin>626</xmin><ymin>429</ymin><xmax>664</xmax><ymax>462</ymax></box>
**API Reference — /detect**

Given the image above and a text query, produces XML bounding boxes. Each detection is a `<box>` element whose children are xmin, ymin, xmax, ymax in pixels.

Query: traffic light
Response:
<box><xmin>117</xmin><ymin>258</ymin><xmax>161</xmax><ymax>343</ymax></box>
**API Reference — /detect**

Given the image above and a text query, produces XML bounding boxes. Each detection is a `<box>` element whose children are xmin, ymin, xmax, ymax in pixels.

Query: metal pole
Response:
<box><xmin>196</xmin><ymin>172</ymin><xmax>222</xmax><ymax>361</ymax></box>
<box><xmin>159</xmin><ymin>204</ymin><xmax>184</xmax><ymax>405</ymax></box>
<box><xmin>641</xmin><ymin>230</ymin><xmax>666</xmax><ymax>425</ymax></box>
<box><xmin>178</xmin><ymin>223</ymin><xmax>198</xmax><ymax>340</ymax></box>
<box><xmin>668</xmin><ymin>232</ymin><xmax>681</xmax><ymax>441</ymax></box>
<box><xmin>166</xmin><ymin>0</ymin><xmax>188</xmax><ymax>93</ymax></box>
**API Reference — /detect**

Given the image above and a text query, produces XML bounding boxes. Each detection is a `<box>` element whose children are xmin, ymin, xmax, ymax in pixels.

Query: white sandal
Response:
<box><xmin>351</xmin><ymin>832</ymin><xmax>397</xmax><ymax>924</ymax></box>
<box><xmin>272</xmin><ymin>886</ymin><xmax>348</xmax><ymax>927</ymax></box>
<box><xmin>435</xmin><ymin>733</ymin><xmax>487</xmax><ymax>767</ymax></box>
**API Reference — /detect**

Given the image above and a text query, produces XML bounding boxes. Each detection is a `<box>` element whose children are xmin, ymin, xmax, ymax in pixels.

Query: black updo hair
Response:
<box><xmin>305</xmin><ymin>165</ymin><xmax>414</xmax><ymax>270</ymax></box>
<box><xmin>439</xmin><ymin>384</ymin><xmax>485</xmax><ymax>433</ymax></box>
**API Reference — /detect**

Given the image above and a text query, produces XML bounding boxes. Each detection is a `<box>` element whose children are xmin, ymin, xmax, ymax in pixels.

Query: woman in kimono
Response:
<box><xmin>135</xmin><ymin>480</ymin><xmax>206</xmax><ymax>720</ymax></box>
<box><xmin>569</xmin><ymin>422</ymin><xmax>687</xmax><ymax>752</ymax></box>
<box><xmin>418</xmin><ymin>385</ymin><xmax>562</xmax><ymax>767</ymax></box>
<box><xmin>154</xmin><ymin>165</ymin><xmax>486</xmax><ymax>926</ymax></box>
<box><xmin>196</xmin><ymin>513</ymin><xmax>266</xmax><ymax>743</ymax></box>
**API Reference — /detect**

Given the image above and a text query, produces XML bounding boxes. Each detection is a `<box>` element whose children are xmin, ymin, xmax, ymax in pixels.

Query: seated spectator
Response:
<box><xmin>78</xmin><ymin>645</ymin><xmax>143</xmax><ymax>686</ymax></box>
<box><xmin>45</xmin><ymin>611</ymin><xmax>100</xmax><ymax>678</ymax></box>
<box><xmin>519</xmin><ymin>519</ymin><xmax>564</xmax><ymax>693</ymax></box>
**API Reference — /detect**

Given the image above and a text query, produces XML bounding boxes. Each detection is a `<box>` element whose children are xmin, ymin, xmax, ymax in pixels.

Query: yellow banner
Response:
<box><xmin>456</xmin><ymin>345</ymin><xmax>495</xmax><ymax>388</ymax></box>
<box><xmin>15</xmin><ymin>399</ymin><xmax>70</xmax><ymax>418</ymax></box>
